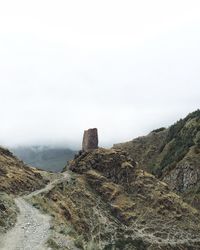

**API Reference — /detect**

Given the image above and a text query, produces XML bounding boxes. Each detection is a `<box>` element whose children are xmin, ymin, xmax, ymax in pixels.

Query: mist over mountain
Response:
<box><xmin>0</xmin><ymin>0</ymin><xmax>200</xmax><ymax>248</ymax></box>
<box><xmin>10</xmin><ymin>145</ymin><xmax>76</xmax><ymax>172</ymax></box>
<box><xmin>0</xmin><ymin>1</ymin><xmax>200</xmax><ymax>148</ymax></box>
<box><xmin>1</xmin><ymin>110</ymin><xmax>200</xmax><ymax>249</ymax></box>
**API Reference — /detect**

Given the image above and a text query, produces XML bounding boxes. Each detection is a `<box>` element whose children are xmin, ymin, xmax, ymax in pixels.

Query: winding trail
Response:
<box><xmin>0</xmin><ymin>172</ymin><xmax>69</xmax><ymax>250</ymax></box>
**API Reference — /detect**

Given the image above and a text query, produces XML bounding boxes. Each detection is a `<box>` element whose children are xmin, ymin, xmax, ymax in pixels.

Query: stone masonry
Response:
<box><xmin>82</xmin><ymin>128</ymin><xmax>98</xmax><ymax>152</ymax></box>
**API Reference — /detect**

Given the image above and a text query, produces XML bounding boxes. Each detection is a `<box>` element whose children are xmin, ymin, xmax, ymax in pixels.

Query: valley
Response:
<box><xmin>0</xmin><ymin>111</ymin><xmax>200</xmax><ymax>249</ymax></box>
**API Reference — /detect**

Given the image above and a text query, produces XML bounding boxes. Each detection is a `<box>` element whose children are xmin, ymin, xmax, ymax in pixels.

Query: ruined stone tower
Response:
<box><xmin>82</xmin><ymin>128</ymin><xmax>98</xmax><ymax>152</ymax></box>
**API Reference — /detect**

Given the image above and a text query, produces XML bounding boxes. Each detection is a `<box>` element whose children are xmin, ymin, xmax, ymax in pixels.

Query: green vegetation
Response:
<box><xmin>114</xmin><ymin>109</ymin><xmax>200</xmax><ymax>210</ymax></box>
<box><xmin>183</xmin><ymin>183</ymin><xmax>200</xmax><ymax>210</ymax></box>
<box><xmin>74</xmin><ymin>235</ymin><xmax>85</xmax><ymax>249</ymax></box>
<box><xmin>115</xmin><ymin>109</ymin><xmax>200</xmax><ymax>177</ymax></box>
<box><xmin>105</xmin><ymin>237</ymin><xmax>147</xmax><ymax>250</ymax></box>
<box><xmin>158</xmin><ymin>110</ymin><xmax>200</xmax><ymax>173</ymax></box>
<box><xmin>0</xmin><ymin>193</ymin><xmax>18</xmax><ymax>234</ymax></box>
<box><xmin>47</xmin><ymin>239</ymin><xmax>62</xmax><ymax>250</ymax></box>
<box><xmin>151</xmin><ymin>127</ymin><xmax>166</xmax><ymax>133</ymax></box>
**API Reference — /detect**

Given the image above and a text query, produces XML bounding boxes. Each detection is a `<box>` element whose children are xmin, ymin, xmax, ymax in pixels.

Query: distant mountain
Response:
<box><xmin>10</xmin><ymin>146</ymin><xmax>76</xmax><ymax>172</ymax></box>
<box><xmin>114</xmin><ymin>110</ymin><xmax>200</xmax><ymax>209</ymax></box>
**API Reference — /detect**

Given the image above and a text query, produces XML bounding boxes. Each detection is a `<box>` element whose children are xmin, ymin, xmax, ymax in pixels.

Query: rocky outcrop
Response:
<box><xmin>82</xmin><ymin>128</ymin><xmax>98</xmax><ymax>151</ymax></box>
<box><xmin>32</xmin><ymin>148</ymin><xmax>200</xmax><ymax>249</ymax></box>
<box><xmin>69</xmin><ymin>148</ymin><xmax>136</xmax><ymax>186</ymax></box>
<box><xmin>163</xmin><ymin>146</ymin><xmax>200</xmax><ymax>193</ymax></box>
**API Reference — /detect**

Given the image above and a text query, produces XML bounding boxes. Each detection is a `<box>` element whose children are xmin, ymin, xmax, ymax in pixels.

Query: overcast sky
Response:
<box><xmin>0</xmin><ymin>0</ymin><xmax>200</xmax><ymax>149</ymax></box>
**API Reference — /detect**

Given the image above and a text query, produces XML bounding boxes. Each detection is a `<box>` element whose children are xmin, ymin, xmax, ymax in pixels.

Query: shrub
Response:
<box><xmin>151</xmin><ymin>127</ymin><xmax>166</xmax><ymax>133</ymax></box>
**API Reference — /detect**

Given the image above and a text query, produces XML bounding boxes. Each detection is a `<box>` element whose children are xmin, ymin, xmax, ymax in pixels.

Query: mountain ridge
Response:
<box><xmin>114</xmin><ymin>110</ymin><xmax>200</xmax><ymax>209</ymax></box>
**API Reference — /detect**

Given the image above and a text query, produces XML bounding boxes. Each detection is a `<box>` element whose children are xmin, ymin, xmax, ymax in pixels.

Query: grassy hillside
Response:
<box><xmin>0</xmin><ymin>147</ymin><xmax>47</xmax><ymax>195</ymax></box>
<box><xmin>114</xmin><ymin>110</ymin><xmax>200</xmax><ymax>209</ymax></box>
<box><xmin>154</xmin><ymin>110</ymin><xmax>200</xmax><ymax>175</ymax></box>
<box><xmin>0</xmin><ymin>146</ymin><xmax>49</xmax><ymax>234</ymax></box>
<box><xmin>29</xmin><ymin>148</ymin><xmax>200</xmax><ymax>249</ymax></box>
<box><xmin>114</xmin><ymin>128</ymin><xmax>168</xmax><ymax>173</ymax></box>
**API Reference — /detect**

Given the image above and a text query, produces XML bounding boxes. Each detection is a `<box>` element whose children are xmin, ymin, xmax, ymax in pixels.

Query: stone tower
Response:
<box><xmin>82</xmin><ymin>128</ymin><xmax>98</xmax><ymax>152</ymax></box>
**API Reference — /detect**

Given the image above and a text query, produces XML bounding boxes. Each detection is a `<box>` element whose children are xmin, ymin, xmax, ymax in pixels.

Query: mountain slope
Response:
<box><xmin>0</xmin><ymin>147</ymin><xmax>47</xmax><ymax>195</ymax></box>
<box><xmin>30</xmin><ymin>148</ymin><xmax>200</xmax><ymax>249</ymax></box>
<box><xmin>0</xmin><ymin>146</ymin><xmax>49</xmax><ymax>235</ymax></box>
<box><xmin>114</xmin><ymin>110</ymin><xmax>200</xmax><ymax>209</ymax></box>
<box><xmin>10</xmin><ymin>146</ymin><xmax>76</xmax><ymax>172</ymax></box>
<box><xmin>114</xmin><ymin>128</ymin><xmax>168</xmax><ymax>173</ymax></box>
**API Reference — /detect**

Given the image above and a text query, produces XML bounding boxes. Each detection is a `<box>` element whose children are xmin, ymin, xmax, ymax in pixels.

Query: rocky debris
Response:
<box><xmin>82</xmin><ymin>128</ymin><xmax>98</xmax><ymax>152</ymax></box>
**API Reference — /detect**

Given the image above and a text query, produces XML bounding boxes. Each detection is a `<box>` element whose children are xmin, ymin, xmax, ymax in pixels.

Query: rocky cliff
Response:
<box><xmin>114</xmin><ymin>110</ymin><xmax>200</xmax><ymax>209</ymax></box>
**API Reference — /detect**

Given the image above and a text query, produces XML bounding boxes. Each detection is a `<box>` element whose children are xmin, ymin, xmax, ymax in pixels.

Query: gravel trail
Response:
<box><xmin>0</xmin><ymin>172</ymin><xmax>69</xmax><ymax>250</ymax></box>
<box><xmin>1</xmin><ymin>197</ymin><xmax>51</xmax><ymax>250</ymax></box>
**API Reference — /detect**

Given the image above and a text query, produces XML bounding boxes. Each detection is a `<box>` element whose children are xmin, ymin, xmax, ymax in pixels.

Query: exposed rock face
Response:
<box><xmin>163</xmin><ymin>157</ymin><xmax>200</xmax><ymax>193</ymax></box>
<box><xmin>82</xmin><ymin>128</ymin><xmax>98</xmax><ymax>152</ymax></box>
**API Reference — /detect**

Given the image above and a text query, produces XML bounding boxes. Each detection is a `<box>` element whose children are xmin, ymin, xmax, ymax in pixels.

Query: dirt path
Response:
<box><xmin>1</xmin><ymin>197</ymin><xmax>51</xmax><ymax>250</ymax></box>
<box><xmin>0</xmin><ymin>172</ymin><xmax>69</xmax><ymax>250</ymax></box>
<box><xmin>26</xmin><ymin>172</ymin><xmax>69</xmax><ymax>199</ymax></box>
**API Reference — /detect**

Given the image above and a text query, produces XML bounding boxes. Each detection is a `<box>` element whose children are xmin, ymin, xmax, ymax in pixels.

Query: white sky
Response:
<box><xmin>0</xmin><ymin>0</ymin><xmax>200</xmax><ymax>149</ymax></box>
